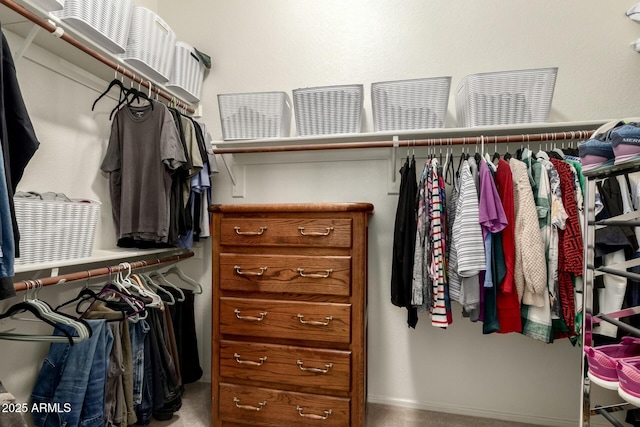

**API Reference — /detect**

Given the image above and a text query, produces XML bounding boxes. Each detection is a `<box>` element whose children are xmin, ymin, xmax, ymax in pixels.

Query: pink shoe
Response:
<box><xmin>585</xmin><ymin>337</ymin><xmax>640</xmax><ymax>390</ymax></box>
<box><xmin>616</xmin><ymin>357</ymin><xmax>640</xmax><ymax>406</ymax></box>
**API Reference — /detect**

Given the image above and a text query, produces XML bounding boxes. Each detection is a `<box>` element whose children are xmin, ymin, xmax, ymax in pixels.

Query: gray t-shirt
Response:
<box><xmin>101</xmin><ymin>101</ymin><xmax>186</xmax><ymax>243</ymax></box>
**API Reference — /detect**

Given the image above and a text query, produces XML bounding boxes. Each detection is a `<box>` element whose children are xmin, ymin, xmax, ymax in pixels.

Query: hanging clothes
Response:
<box><xmin>391</xmin><ymin>156</ymin><xmax>418</xmax><ymax>328</ymax></box>
<box><xmin>31</xmin><ymin>320</ymin><xmax>113</xmax><ymax>427</ymax></box>
<box><xmin>510</xmin><ymin>158</ymin><xmax>548</xmax><ymax>308</ymax></box>
<box><xmin>101</xmin><ymin>101</ymin><xmax>187</xmax><ymax>248</ymax></box>
<box><xmin>451</xmin><ymin>158</ymin><xmax>485</xmax><ymax>316</ymax></box>
<box><xmin>411</xmin><ymin>161</ymin><xmax>430</xmax><ymax>312</ymax></box>
<box><xmin>478</xmin><ymin>159</ymin><xmax>508</xmax><ymax>334</ymax></box>
<box><xmin>0</xmin><ymin>29</ymin><xmax>40</xmax><ymax>300</ymax></box>
<box><xmin>550</xmin><ymin>158</ymin><xmax>583</xmax><ymax>339</ymax></box>
<box><xmin>521</xmin><ymin>150</ymin><xmax>554</xmax><ymax>343</ymax></box>
<box><xmin>536</xmin><ymin>152</ymin><xmax>569</xmax><ymax>336</ymax></box>
<box><xmin>429</xmin><ymin>158</ymin><xmax>450</xmax><ymax>327</ymax></box>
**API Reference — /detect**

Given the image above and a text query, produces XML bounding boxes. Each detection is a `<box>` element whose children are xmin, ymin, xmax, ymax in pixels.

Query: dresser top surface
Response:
<box><xmin>209</xmin><ymin>202</ymin><xmax>374</xmax><ymax>214</ymax></box>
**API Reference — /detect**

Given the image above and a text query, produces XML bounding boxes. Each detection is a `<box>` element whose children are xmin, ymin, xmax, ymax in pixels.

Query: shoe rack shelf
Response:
<box><xmin>582</xmin><ymin>160</ymin><xmax>640</xmax><ymax>426</ymax></box>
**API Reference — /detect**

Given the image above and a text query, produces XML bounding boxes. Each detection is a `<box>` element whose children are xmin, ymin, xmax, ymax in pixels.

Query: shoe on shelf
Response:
<box><xmin>585</xmin><ymin>336</ymin><xmax>640</xmax><ymax>390</ymax></box>
<box><xmin>611</xmin><ymin>121</ymin><xmax>640</xmax><ymax>166</ymax></box>
<box><xmin>616</xmin><ymin>357</ymin><xmax>640</xmax><ymax>406</ymax></box>
<box><xmin>578</xmin><ymin>136</ymin><xmax>615</xmax><ymax>174</ymax></box>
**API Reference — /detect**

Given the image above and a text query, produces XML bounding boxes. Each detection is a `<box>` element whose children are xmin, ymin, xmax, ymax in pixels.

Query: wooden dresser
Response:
<box><xmin>210</xmin><ymin>203</ymin><xmax>374</xmax><ymax>427</ymax></box>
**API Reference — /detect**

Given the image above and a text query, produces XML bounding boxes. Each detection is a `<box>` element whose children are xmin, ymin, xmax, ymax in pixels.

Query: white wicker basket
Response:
<box><xmin>120</xmin><ymin>7</ymin><xmax>176</xmax><ymax>83</ymax></box>
<box><xmin>166</xmin><ymin>42</ymin><xmax>205</xmax><ymax>103</ymax></box>
<box><xmin>52</xmin><ymin>0</ymin><xmax>132</xmax><ymax>54</ymax></box>
<box><xmin>218</xmin><ymin>91</ymin><xmax>291</xmax><ymax>140</ymax></box>
<box><xmin>32</xmin><ymin>0</ymin><xmax>64</xmax><ymax>12</ymax></box>
<box><xmin>293</xmin><ymin>84</ymin><xmax>363</xmax><ymax>136</ymax></box>
<box><xmin>372</xmin><ymin>77</ymin><xmax>451</xmax><ymax>131</ymax></box>
<box><xmin>455</xmin><ymin>67</ymin><xmax>558</xmax><ymax>127</ymax></box>
<box><xmin>14</xmin><ymin>198</ymin><xmax>100</xmax><ymax>265</ymax></box>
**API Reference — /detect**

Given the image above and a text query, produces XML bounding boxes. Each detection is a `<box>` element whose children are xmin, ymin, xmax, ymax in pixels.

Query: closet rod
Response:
<box><xmin>12</xmin><ymin>250</ymin><xmax>194</xmax><ymax>292</ymax></box>
<box><xmin>0</xmin><ymin>0</ymin><xmax>195</xmax><ymax>114</ymax></box>
<box><xmin>211</xmin><ymin>129</ymin><xmax>597</xmax><ymax>155</ymax></box>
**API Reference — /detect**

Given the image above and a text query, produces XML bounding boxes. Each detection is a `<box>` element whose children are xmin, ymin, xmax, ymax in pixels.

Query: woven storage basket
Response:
<box><xmin>52</xmin><ymin>0</ymin><xmax>132</xmax><ymax>54</ymax></box>
<box><xmin>166</xmin><ymin>42</ymin><xmax>205</xmax><ymax>103</ymax></box>
<box><xmin>32</xmin><ymin>0</ymin><xmax>64</xmax><ymax>12</ymax></box>
<box><xmin>455</xmin><ymin>67</ymin><xmax>557</xmax><ymax>127</ymax></box>
<box><xmin>372</xmin><ymin>77</ymin><xmax>451</xmax><ymax>131</ymax></box>
<box><xmin>218</xmin><ymin>91</ymin><xmax>291</xmax><ymax>140</ymax></box>
<box><xmin>14</xmin><ymin>198</ymin><xmax>100</xmax><ymax>265</ymax></box>
<box><xmin>120</xmin><ymin>6</ymin><xmax>176</xmax><ymax>83</ymax></box>
<box><xmin>293</xmin><ymin>84</ymin><xmax>363</xmax><ymax>136</ymax></box>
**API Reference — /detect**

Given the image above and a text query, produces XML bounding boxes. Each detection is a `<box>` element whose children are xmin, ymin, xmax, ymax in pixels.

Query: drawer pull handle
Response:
<box><xmin>297</xmin><ymin>268</ymin><xmax>333</xmax><ymax>278</ymax></box>
<box><xmin>234</xmin><ymin>266</ymin><xmax>268</xmax><ymax>276</ymax></box>
<box><xmin>233</xmin><ymin>397</ymin><xmax>266</xmax><ymax>411</ymax></box>
<box><xmin>297</xmin><ymin>226</ymin><xmax>334</xmax><ymax>236</ymax></box>
<box><xmin>234</xmin><ymin>309</ymin><xmax>267</xmax><ymax>322</ymax></box>
<box><xmin>297</xmin><ymin>314</ymin><xmax>332</xmax><ymax>326</ymax></box>
<box><xmin>296</xmin><ymin>406</ymin><xmax>332</xmax><ymax>420</ymax></box>
<box><xmin>234</xmin><ymin>353</ymin><xmax>267</xmax><ymax>366</ymax></box>
<box><xmin>296</xmin><ymin>360</ymin><xmax>333</xmax><ymax>374</ymax></box>
<box><xmin>234</xmin><ymin>226</ymin><xmax>267</xmax><ymax>236</ymax></box>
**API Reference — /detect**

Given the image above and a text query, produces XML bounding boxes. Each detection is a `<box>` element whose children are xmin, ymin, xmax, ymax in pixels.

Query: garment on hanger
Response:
<box><xmin>101</xmin><ymin>101</ymin><xmax>187</xmax><ymax>248</ymax></box>
<box><xmin>478</xmin><ymin>159</ymin><xmax>508</xmax><ymax>334</ymax></box>
<box><xmin>510</xmin><ymin>158</ymin><xmax>547</xmax><ymax>309</ymax></box>
<box><xmin>0</xmin><ymin>29</ymin><xmax>40</xmax><ymax>300</ymax></box>
<box><xmin>521</xmin><ymin>150</ymin><xmax>554</xmax><ymax>343</ymax></box>
<box><xmin>550</xmin><ymin>158</ymin><xmax>583</xmax><ymax>340</ymax></box>
<box><xmin>31</xmin><ymin>320</ymin><xmax>113</xmax><ymax>427</ymax></box>
<box><xmin>451</xmin><ymin>158</ymin><xmax>485</xmax><ymax>316</ymax></box>
<box><xmin>390</xmin><ymin>156</ymin><xmax>418</xmax><ymax>328</ymax></box>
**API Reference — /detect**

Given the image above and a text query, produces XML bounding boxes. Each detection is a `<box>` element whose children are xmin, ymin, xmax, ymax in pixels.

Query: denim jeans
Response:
<box><xmin>129</xmin><ymin>319</ymin><xmax>149</xmax><ymax>406</ymax></box>
<box><xmin>134</xmin><ymin>323</ymin><xmax>152</xmax><ymax>426</ymax></box>
<box><xmin>31</xmin><ymin>319</ymin><xmax>113</xmax><ymax>427</ymax></box>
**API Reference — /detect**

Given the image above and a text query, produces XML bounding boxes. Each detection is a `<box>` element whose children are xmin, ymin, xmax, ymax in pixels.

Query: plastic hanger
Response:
<box><xmin>149</xmin><ymin>270</ymin><xmax>185</xmax><ymax>302</ymax></box>
<box><xmin>139</xmin><ymin>273</ymin><xmax>177</xmax><ymax>305</ymax></box>
<box><xmin>108</xmin><ymin>75</ymin><xmax>154</xmax><ymax>120</ymax></box>
<box><xmin>0</xmin><ymin>281</ymin><xmax>79</xmax><ymax>345</ymax></box>
<box><xmin>92</xmin><ymin>64</ymin><xmax>127</xmax><ymax>111</ymax></box>
<box><xmin>161</xmin><ymin>265</ymin><xmax>203</xmax><ymax>294</ymax></box>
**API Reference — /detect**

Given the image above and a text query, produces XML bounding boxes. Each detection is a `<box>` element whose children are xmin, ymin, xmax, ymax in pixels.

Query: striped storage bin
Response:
<box><xmin>293</xmin><ymin>84</ymin><xmax>363</xmax><ymax>136</ymax></box>
<box><xmin>372</xmin><ymin>77</ymin><xmax>451</xmax><ymax>131</ymax></box>
<box><xmin>120</xmin><ymin>6</ymin><xmax>176</xmax><ymax>83</ymax></box>
<box><xmin>455</xmin><ymin>67</ymin><xmax>558</xmax><ymax>127</ymax></box>
<box><xmin>52</xmin><ymin>0</ymin><xmax>133</xmax><ymax>53</ymax></box>
<box><xmin>166</xmin><ymin>42</ymin><xmax>205</xmax><ymax>103</ymax></box>
<box><xmin>218</xmin><ymin>91</ymin><xmax>291</xmax><ymax>140</ymax></box>
<box><xmin>14</xmin><ymin>197</ymin><xmax>100</xmax><ymax>265</ymax></box>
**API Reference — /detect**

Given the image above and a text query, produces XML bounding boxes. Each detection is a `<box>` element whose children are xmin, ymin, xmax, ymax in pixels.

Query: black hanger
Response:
<box><xmin>55</xmin><ymin>287</ymin><xmax>125</xmax><ymax>322</ymax></box>
<box><xmin>444</xmin><ymin>152</ymin><xmax>454</xmax><ymax>186</ymax></box>
<box><xmin>109</xmin><ymin>83</ymin><xmax>154</xmax><ymax>120</ymax></box>
<box><xmin>0</xmin><ymin>301</ymin><xmax>76</xmax><ymax>345</ymax></box>
<box><xmin>92</xmin><ymin>78</ymin><xmax>127</xmax><ymax>111</ymax></box>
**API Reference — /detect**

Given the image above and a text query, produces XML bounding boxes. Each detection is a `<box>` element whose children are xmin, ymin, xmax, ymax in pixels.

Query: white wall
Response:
<box><xmin>0</xmin><ymin>1</ymin><xmax>636</xmax><ymax>426</ymax></box>
<box><xmin>154</xmin><ymin>1</ymin><xmax>640</xmax><ymax>426</ymax></box>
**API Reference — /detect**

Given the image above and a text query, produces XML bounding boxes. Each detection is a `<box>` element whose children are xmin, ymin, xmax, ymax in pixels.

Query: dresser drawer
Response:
<box><xmin>220</xmin><ymin>297</ymin><xmax>351</xmax><ymax>343</ymax></box>
<box><xmin>220</xmin><ymin>383</ymin><xmax>350</xmax><ymax>426</ymax></box>
<box><xmin>220</xmin><ymin>254</ymin><xmax>351</xmax><ymax>296</ymax></box>
<box><xmin>220</xmin><ymin>340</ymin><xmax>351</xmax><ymax>392</ymax></box>
<box><xmin>220</xmin><ymin>218</ymin><xmax>352</xmax><ymax>248</ymax></box>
